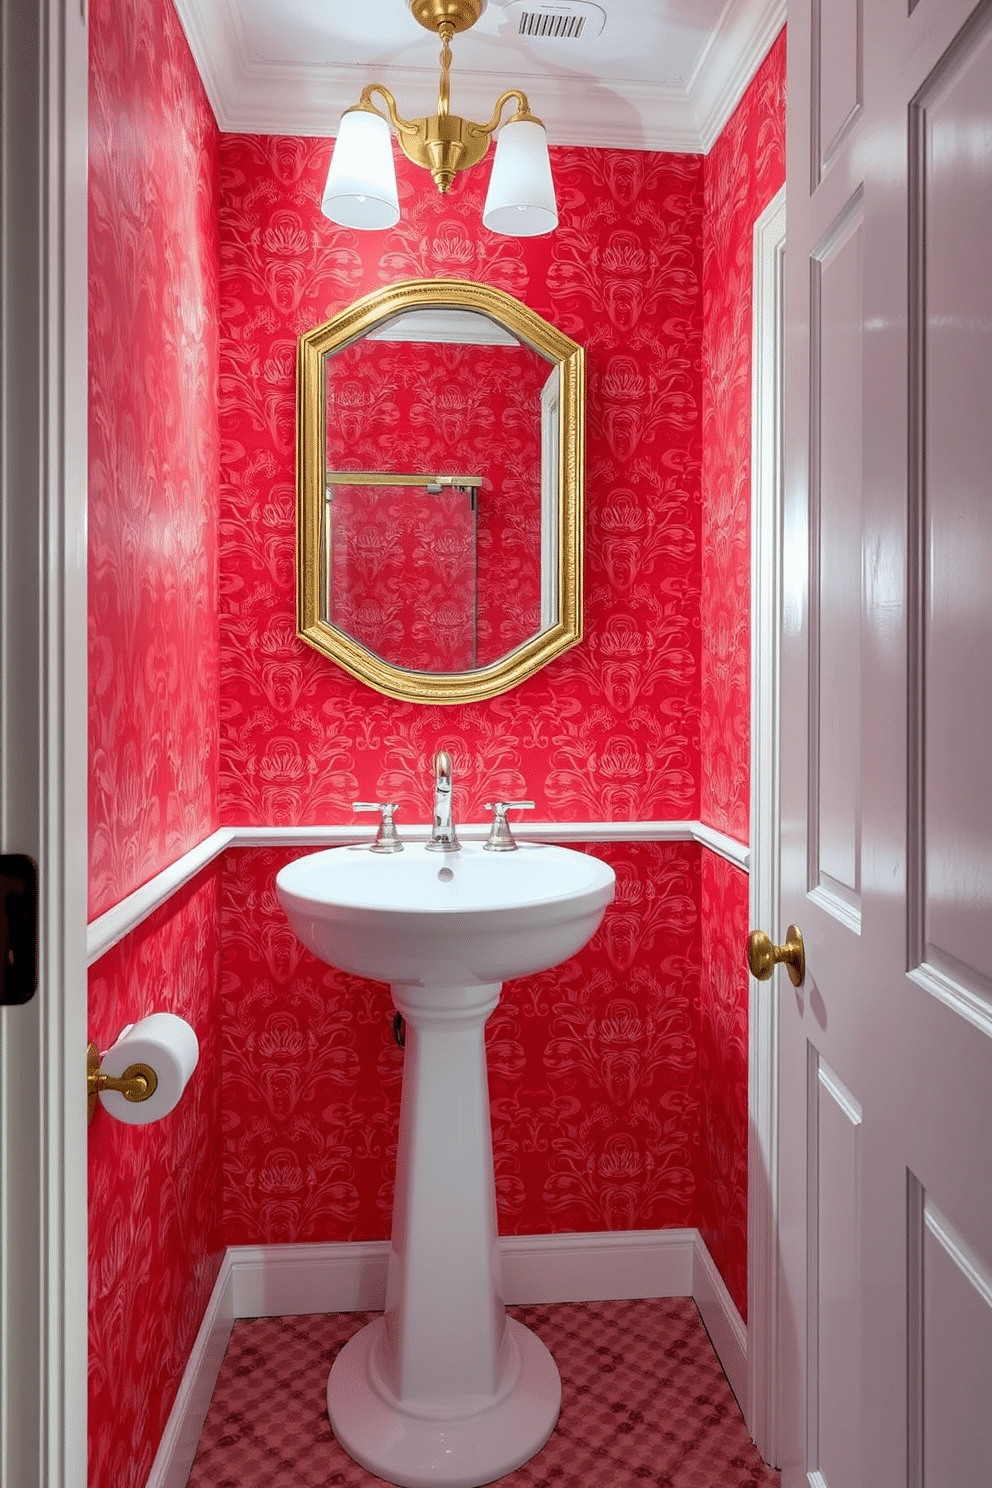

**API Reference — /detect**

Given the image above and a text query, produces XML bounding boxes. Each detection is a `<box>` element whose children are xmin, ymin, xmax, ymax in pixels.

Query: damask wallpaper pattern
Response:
<box><xmin>87</xmin><ymin>0</ymin><xmax>223</xmax><ymax>1483</ymax></box>
<box><xmin>697</xmin><ymin>847</ymin><xmax>752</xmax><ymax>1313</ymax></box>
<box><xmin>87</xmin><ymin>0</ymin><xmax>220</xmax><ymax>920</ymax></box>
<box><xmin>700</xmin><ymin>30</ymin><xmax>787</xmax><ymax>842</ymax></box>
<box><xmin>86</xmin><ymin>11</ymin><xmax>785</xmax><ymax>1477</ymax></box>
<box><xmin>87</xmin><ymin>865</ymin><xmax>223</xmax><ymax>1488</ymax></box>
<box><xmin>220</xmin><ymin>841</ymin><xmax>701</xmax><ymax>1245</ymax></box>
<box><xmin>217</xmin><ymin>138</ymin><xmax>704</xmax><ymax>822</ymax></box>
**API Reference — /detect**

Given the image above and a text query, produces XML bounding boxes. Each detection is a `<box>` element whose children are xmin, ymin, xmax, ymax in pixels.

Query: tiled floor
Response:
<box><xmin>187</xmin><ymin>1297</ymin><xmax>779</xmax><ymax>1488</ymax></box>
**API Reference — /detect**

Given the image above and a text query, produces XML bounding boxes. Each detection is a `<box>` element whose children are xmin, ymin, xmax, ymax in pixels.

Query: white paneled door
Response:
<box><xmin>776</xmin><ymin>0</ymin><xmax>992</xmax><ymax>1484</ymax></box>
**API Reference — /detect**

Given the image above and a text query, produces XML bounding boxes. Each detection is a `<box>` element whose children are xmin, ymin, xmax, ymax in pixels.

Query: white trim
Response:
<box><xmin>145</xmin><ymin>1228</ymin><xmax>746</xmax><ymax>1488</ymax></box>
<box><xmin>144</xmin><ymin>1255</ymin><xmax>236</xmax><ymax>1488</ymax></box>
<box><xmin>86</xmin><ymin>828</ymin><xmax>234</xmax><ymax>964</ymax></box>
<box><xmin>172</xmin><ymin>0</ymin><xmax>783</xmax><ymax>154</ymax></box>
<box><xmin>693</xmin><ymin>1232</ymin><xmax>749</xmax><ymax>1413</ymax></box>
<box><xmin>0</xmin><ymin>0</ymin><xmax>89</xmax><ymax>1484</ymax></box>
<box><xmin>228</xmin><ymin>1240</ymin><xmax>390</xmax><ymax>1318</ymax></box>
<box><xmin>693</xmin><ymin>0</ymin><xmax>786</xmax><ymax>152</ymax></box>
<box><xmin>501</xmin><ymin>1228</ymin><xmax>698</xmax><ymax>1305</ymax></box>
<box><xmin>87</xmin><ymin>820</ymin><xmax>750</xmax><ymax>965</ymax></box>
<box><xmin>692</xmin><ymin>820</ymin><xmax>751</xmax><ymax>869</ymax></box>
<box><xmin>747</xmin><ymin>185</ymin><xmax>786</xmax><ymax>1467</ymax></box>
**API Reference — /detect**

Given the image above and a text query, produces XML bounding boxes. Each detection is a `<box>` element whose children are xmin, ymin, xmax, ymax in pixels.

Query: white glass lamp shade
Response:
<box><xmin>321</xmin><ymin>108</ymin><xmax>400</xmax><ymax>230</ymax></box>
<box><xmin>482</xmin><ymin>118</ymin><xmax>558</xmax><ymax>237</ymax></box>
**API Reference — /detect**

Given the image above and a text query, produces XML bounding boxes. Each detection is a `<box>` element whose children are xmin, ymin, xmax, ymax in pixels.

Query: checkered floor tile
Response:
<box><xmin>186</xmin><ymin>1298</ymin><xmax>779</xmax><ymax>1487</ymax></box>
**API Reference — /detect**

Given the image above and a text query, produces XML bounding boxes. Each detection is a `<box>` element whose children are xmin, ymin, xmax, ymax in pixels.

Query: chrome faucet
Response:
<box><xmin>425</xmin><ymin>749</ymin><xmax>461</xmax><ymax>853</ymax></box>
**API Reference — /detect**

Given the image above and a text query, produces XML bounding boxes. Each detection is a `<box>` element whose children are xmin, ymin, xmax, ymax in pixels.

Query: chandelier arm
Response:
<box><xmin>468</xmin><ymin>89</ymin><xmax>541</xmax><ymax>141</ymax></box>
<box><xmin>357</xmin><ymin>83</ymin><xmax>422</xmax><ymax>142</ymax></box>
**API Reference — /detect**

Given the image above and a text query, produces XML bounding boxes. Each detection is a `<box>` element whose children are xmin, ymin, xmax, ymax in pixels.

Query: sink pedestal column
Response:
<box><xmin>326</xmin><ymin>980</ymin><xmax>561</xmax><ymax>1488</ymax></box>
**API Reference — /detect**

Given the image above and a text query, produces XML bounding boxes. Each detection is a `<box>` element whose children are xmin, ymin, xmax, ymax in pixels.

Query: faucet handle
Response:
<box><xmin>483</xmin><ymin>800</ymin><xmax>535</xmax><ymax>853</ymax></box>
<box><xmin>352</xmin><ymin>802</ymin><xmax>403</xmax><ymax>854</ymax></box>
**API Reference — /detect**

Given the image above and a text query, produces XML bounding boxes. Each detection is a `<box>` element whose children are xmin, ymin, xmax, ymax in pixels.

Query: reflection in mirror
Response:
<box><xmin>296</xmin><ymin>279</ymin><xmax>584</xmax><ymax>705</ymax></box>
<box><xmin>323</xmin><ymin>310</ymin><xmax>556</xmax><ymax>672</ymax></box>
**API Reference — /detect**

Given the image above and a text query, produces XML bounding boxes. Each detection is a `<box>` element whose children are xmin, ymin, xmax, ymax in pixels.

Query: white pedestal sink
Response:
<box><xmin>276</xmin><ymin>840</ymin><xmax>615</xmax><ymax>1488</ymax></box>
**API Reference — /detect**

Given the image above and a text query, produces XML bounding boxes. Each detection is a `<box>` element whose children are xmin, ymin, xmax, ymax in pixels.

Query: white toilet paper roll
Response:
<box><xmin>98</xmin><ymin>1012</ymin><xmax>199</xmax><ymax>1125</ymax></box>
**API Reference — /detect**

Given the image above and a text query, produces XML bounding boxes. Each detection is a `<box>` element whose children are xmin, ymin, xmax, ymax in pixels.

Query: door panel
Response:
<box><xmin>812</xmin><ymin>0</ymin><xmax>864</xmax><ymax>183</ymax></box>
<box><xmin>808</xmin><ymin>1052</ymin><xmax>862</xmax><ymax>1488</ymax></box>
<box><xmin>810</xmin><ymin>196</ymin><xmax>864</xmax><ymax>925</ymax></box>
<box><xmin>914</xmin><ymin>12</ymin><xmax>992</xmax><ymax>1007</ymax></box>
<box><xmin>779</xmin><ymin>1</ymin><xmax>992</xmax><ymax>1485</ymax></box>
<box><xmin>908</xmin><ymin>1183</ymin><xmax>992</xmax><ymax>1487</ymax></box>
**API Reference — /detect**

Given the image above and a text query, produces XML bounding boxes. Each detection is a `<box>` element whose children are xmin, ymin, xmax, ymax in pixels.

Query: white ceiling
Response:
<box><xmin>174</xmin><ymin>0</ymin><xmax>784</xmax><ymax>153</ymax></box>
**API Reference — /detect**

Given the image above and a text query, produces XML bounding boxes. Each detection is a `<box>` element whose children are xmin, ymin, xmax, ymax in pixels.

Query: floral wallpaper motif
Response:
<box><xmin>84</xmin><ymin>35</ymin><xmax>784</xmax><ymax>1478</ymax></box>
<box><xmin>88</xmin><ymin>865</ymin><xmax>223</xmax><ymax>1488</ymax></box>
<box><xmin>218</xmin><ymin>139</ymin><xmax>703</xmax><ymax>823</ymax></box>
<box><xmin>88</xmin><ymin>0</ymin><xmax>223</xmax><ymax>1482</ymax></box>
<box><xmin>324</xmin><ymin>339</ymin><xmax>545</xmax><ymax>670</ymax></box>
<box><xmin>220</xmin><ymin>841</ymin><xmax>701</xmax><ymax>1245</ymax></box>
<box><xmin>697</xmin><ymin>849</ymin><xmax>751</xmax><ymax>1318</ymax></box>
<box><xmin>87</xmin><ymin>0</ymin><xmax>220</xmax><ymax>919</ymax></box>
<box><xmin>701</xmin><ymin>31</ymin><xmax>786</xmax><ymax>841</ymax></box>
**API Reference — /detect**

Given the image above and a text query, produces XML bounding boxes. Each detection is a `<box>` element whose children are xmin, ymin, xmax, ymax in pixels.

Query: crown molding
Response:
<box><xmin>691</xmin><ymin>0</ymin><xmax>786</xmax><ymax>152</ymax></box>
<box><xmin>173</xmin><ymin>0</ymin><xmax>784</xmax><ymax>153</ymax></box>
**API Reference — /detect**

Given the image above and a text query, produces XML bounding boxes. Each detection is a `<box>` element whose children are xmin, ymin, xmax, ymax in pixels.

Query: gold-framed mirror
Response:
<box><xmin>296</xmin><ymin>278</ymin><xmax>584</xmax><ymax>703</ymax></box>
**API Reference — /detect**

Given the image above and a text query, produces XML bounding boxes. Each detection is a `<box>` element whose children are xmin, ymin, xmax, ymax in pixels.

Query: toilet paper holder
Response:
<box><xmin>86</xmin><ymin>1040</ymin><xmax>158</xmax><ymax>1125</ymax></box>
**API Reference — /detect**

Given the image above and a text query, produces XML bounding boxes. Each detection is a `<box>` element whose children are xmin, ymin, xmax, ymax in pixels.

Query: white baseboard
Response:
<box><xmin>229</xmin><ymin>1239</ymin><xmax>390</xmax><ymax>1316</ymax></box>
<box><xmin>145</xmin><ymin>1229</ymin><xmax>747</xmax><ymax>1488</ymax></box>
<box><xmin>144</xmin><ymin>1251</ymin><xmax>236</xmax><ymax>1488</ymax></box>
<box><xmin>692</xmin><ymin>1234</ymin><xmax>748</xmax><ymax>1413</ymax></box>
<box><xmin>500</xmin><ymin>1227</ymin><xmax>697</xmax><ymax>1303</ymax></box>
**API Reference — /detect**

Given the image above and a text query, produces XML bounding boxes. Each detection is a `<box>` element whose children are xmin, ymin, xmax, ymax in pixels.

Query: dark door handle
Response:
<box><xmin>1</xmin><ymin>854</ymin><xmax>38</xmax><ymax>1005</ymax></box>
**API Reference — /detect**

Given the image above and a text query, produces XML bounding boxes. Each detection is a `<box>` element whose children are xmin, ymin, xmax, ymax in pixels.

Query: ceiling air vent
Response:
<box><xmin>500</xmin><ymin>1</ymin><xmax>606</xmax><ymax>43</ymax></box>
<box><xmin>520</xmin><ymin>9</ymin><xmax>584</xmax><ymax>38</ymax></box>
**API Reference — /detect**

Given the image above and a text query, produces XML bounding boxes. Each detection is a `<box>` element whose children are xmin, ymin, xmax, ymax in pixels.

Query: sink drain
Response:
<box><xmin>437</xmin><ymin>866</ymin><xmax>454</xmax><ymax>882</ymax></box>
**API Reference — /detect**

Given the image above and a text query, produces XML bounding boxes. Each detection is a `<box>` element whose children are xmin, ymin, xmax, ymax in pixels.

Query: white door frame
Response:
<box><xmin>747</xmin><ymin>184</ymin><xmax>786</xmax><ymax>1468</ymax></box>
<box><xmin>0</xmin><ymin>1</ymin><xmax>89</xmax><ymax>1484</ymax></box>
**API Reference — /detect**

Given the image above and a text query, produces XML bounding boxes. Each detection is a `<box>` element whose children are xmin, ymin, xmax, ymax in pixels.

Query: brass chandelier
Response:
<box><xmin>321</xmin><ymin>0</ymin><xmax>558</xmax><ymax>237</ymax></box>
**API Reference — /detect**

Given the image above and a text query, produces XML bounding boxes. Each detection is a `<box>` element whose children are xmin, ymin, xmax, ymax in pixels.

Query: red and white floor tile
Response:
<box><xmin>186</xmin><ymin>1297</ymin><xmax>778</xmax><ymax>1488</ymax></box>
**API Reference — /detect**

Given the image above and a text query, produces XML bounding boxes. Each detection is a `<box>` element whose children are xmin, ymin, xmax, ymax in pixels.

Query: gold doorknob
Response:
<box><xmin>747</xmin><ymin>925</ymin><xmax>806</xmax><ymax>987</ymax></box>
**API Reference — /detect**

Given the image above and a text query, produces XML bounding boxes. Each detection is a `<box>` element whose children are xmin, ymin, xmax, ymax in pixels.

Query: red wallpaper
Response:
<box><xmin>87</xmin><ymin>0</ymin><xmax>223</xmax><ymax>1482</ymax></box>
<box><xmin>697</xmin><ymin>848</ymin><xmax>751</xmax><ymax>1315</ymax></box>
<box><xmin>88</xmin><ymin>864</ymin><xmax>223</xmax><ymax>1488</ymax></box>
<box><xmin>85</xmin><ymin>32</ymin><xmax>785</xmax><ymax>1474</ymax></box>
<box><xmin>88</xmin><ymin>0</ymin><xmax>221</xmax><ymax>920</ymax></box>
<box><xmin>693</xmin><ymin>25</ymin><xmax>786</xmax><ymax>1321</ymax></box>
<box><xmin>700</xmin><ymin>30</ymin><xmax>786</xmax><ymax>842</ymax></box>
<box><xmin>220</xmin><ymin>841</ymin><xmax>700</xmax><ymax>1244</ymax></box>
<box><xmin>325</xmin><ymin>339</ymin><xmax>545</xmax><ymax>670</ymax></box>
<box><xmin>217</xmin><ymin>139</ymin><xmax>703</xmax><ymax>823</ymax></box>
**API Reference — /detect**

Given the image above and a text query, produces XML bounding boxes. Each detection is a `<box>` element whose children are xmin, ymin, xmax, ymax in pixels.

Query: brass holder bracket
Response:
<box><xmin>87</xmin><ymin>1039</ymin><xmax>159</xmax><ymax>1125</ymax></box>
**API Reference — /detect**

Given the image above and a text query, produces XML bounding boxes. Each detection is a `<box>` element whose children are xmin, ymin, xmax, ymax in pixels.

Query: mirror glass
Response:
<box><xmin>297</xmin><ymin>280</ymin><xmax>583</xmax><ymax>704</ymax></box>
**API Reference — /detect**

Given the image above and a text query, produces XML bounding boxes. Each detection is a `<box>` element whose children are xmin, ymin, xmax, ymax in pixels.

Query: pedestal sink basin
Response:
<box><xmin>276</xmin><ymin>841</ymin><xmax>615</xmax><ymax>1488</ymax></box>
<box><xmin>276</xmin><ymin>840</ymin><xmax>615</xmax><ymax>986</ymax></box>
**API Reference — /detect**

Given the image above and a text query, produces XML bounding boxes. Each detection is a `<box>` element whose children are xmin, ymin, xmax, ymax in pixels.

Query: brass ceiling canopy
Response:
<box><xmin>408</xmin><ymin>0</ymin><xmax>483</xmax><ymax>32</ymax></box>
